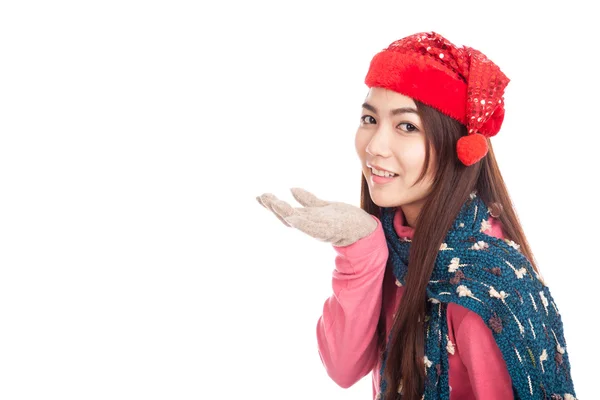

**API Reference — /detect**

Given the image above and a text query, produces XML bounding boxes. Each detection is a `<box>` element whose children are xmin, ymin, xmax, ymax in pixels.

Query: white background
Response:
<box><xmin>1</xmin><ymin>1</ymin><xmax>597</xmax><ymax>399</ymax></box>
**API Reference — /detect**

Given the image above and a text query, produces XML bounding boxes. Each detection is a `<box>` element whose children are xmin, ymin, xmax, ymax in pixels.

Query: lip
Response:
<box><xmin>370</xmin><ymin>170</ymin><xmax>397</xmax><ymax>185</ymax></box>
<box><xmin>367</xmin><ymin>163</ymin><xmax>397</xmax><ymax>175</ymax></box>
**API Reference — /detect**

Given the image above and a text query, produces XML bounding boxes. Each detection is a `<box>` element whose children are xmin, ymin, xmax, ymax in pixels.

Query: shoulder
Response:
<box><xmin>447</xmin><ymin>303</ymin><xmax>492</xmax><ymax>340</ymax></box>
<box><xmin>448</xmin><ymin>303</ymin><xmax>491</xmax><ymax>335</ymax></box>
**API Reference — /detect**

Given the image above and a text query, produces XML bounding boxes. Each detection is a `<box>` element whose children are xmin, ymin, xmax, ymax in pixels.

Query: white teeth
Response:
<box><xmin>371</xmin><ymin>167</ymin><xmax>397</xmax><ymax>178</ymax></box>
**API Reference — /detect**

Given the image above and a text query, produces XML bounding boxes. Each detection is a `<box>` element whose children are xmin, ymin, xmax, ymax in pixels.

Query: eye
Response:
<box><xmin>399</xmin><ymin>122</ymin><xmax>419</xmax><ymax>132</ymax></box>
<box><xmin>360</xmin><ymin>115</ymin><xmax>376</xmax><ymax>124</ymax></box>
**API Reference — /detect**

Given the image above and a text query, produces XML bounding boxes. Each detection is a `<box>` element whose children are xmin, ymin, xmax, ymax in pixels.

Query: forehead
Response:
<box><xmin>365</xmin><ymin>87</ymin><xmax>417</xmax><ymax>108</ymax></box>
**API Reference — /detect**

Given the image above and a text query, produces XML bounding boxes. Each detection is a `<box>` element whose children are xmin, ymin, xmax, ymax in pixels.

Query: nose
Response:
<box><xmin>365</xmin><ymin>126</ymin><xmax>393</xmax><ymax>158</ymax></box>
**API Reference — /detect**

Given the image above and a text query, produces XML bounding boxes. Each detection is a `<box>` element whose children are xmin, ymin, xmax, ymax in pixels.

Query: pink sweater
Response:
<box><xmin>317</xmin><ymin>207</ymin><xmax>513</xmax><ymax>399</ymax></box>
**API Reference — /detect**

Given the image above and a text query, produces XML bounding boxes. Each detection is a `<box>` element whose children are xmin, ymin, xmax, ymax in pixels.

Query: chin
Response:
<box><xmin>369</xmin><ymin>192</ymin><xmax>403</xmax><ymax>209</ymax></box>
<box><xmin>370</xmin><ymin>189</ymin><xmax>427</xmax><ymax>210</ymax></box>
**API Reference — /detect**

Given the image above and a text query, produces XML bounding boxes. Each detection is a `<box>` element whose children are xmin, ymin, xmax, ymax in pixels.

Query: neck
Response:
<box><xmin>400</xmin><ymin>201</ymin><xmax>425</xmax><ymax>228</ymax></box>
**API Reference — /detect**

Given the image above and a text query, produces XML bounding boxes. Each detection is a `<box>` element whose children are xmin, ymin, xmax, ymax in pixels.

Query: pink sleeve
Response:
<box><xmin>455</xmin><ymin>311</ymin><xmax>513</xmax><ymax>398</ymax></box>
<box><xmin>316</xmin><ymin>215</ymin><xmax>388</xmax><ymax>388</ymax></box>
<box><xmin>454</xmin><ymin>217</ymin><xmax>512</xmax><ymax>398</ymax></box>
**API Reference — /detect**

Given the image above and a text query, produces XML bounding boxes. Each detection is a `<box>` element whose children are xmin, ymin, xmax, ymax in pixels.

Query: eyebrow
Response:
<box><xmin>362</xmin><ymin>102</ymin><xmax>418</xmax><ymax>116</ymax></box>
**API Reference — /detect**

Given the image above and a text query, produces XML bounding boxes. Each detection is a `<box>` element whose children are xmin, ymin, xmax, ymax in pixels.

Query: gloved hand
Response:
<box><xmin>256</xmin><ymin>188</ymin><xmax>378</xmax><ymax>247</ymax></box>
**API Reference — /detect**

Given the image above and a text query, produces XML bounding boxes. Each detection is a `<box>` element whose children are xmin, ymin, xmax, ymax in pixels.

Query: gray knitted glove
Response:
<box><xmin>256</xmin><ymin>188</ymin><xmax>378</xmax><ymax>247</ymax></box>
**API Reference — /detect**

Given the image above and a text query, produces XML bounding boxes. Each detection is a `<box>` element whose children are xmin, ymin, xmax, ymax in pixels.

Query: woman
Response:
<box><xmin>257</xmin><ymin>32</ymin><xmax>576</xmax><ymax>399</ymax></box>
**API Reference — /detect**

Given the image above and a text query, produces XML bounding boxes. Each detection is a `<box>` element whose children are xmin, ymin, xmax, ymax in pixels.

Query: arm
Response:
<box><xmin>316</xmin><ymin>215</ymin><xmax>388</xmax><ymax>388</ymax></box>
<box><xmin>455</xmin><ymin>311</ymin><xmax>513</xmax><ymax>399</ymax></box>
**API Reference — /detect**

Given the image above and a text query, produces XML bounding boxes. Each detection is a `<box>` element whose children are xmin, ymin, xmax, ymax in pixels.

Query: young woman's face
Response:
<box><xmin>355</xmin><ymin>87</ymin><xmax>436</xmax><ymax>211</ymax></box>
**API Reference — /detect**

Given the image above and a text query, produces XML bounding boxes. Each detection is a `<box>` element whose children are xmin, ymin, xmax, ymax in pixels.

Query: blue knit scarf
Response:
<box><xmin>377</xmin><ymin>192</ymin><xmax>576</xmax><ymax>399</ymax></box>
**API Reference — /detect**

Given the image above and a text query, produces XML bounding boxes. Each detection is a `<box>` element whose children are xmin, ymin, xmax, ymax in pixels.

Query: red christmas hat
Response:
<box><xmin>364</xmin><ymin>32</ymin><xmax>510</xmax><ymax>166</ymax></box>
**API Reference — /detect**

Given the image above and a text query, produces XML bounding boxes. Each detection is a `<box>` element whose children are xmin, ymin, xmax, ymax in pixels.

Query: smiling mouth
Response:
<box><xmin>369</xmin><ymin>168</ymin><xmax>398</xmax><ymax>184</ymax></box>
<box><xmin>369</xmin><ymin>167</ymin><xmax>398</xmax><ymax>178</ymax></box>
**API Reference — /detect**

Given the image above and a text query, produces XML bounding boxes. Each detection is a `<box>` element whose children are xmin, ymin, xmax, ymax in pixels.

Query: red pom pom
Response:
<box><xmin>456</xmin><ymin>133</ymin><xmax>488</xmax><ymax>166</ymax></box>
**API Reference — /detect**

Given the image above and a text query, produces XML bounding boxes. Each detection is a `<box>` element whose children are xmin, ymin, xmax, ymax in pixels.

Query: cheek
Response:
<box><xmin>354</xmin><ymin>132</ymin><xmax>367</xmax><ymax>160</ymax></box>
<box><xmin>396</xmin><ymin>140</ymin><xmax>431</xmax><ymax>182</ymax></box>
<box><xmin>400</xmin><ymin>147</ymin><xmax>427</xmax><ymax>174</ymax></box>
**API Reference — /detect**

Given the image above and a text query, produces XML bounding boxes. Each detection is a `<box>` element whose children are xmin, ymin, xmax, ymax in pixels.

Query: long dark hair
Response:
<box><xmin>359</xmin><ymin>100</ymin><xmax>540</xmax><ymax>400</ymax></box>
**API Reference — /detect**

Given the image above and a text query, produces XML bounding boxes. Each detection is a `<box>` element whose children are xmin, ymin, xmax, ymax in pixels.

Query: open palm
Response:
<box><xmin>256</xmin><ymin>187</ymin><xmax>378</xmax><ymax>247</ymax></box>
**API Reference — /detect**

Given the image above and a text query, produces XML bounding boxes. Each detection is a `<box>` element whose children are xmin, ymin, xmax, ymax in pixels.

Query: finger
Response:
<box><xmin>258</xmin><ymin>194</ymin><xmax>296</xmax><ymax>220</ymax></box>
<box><xmin>269</xmin><ymin>198</ymin><xmax>296</xmax><ymax>219</ymax></box>
<box><xmin>290</xmin><ymin>188</ymin><xmax>329</xmax><ymax>208</ymax></box>
<box><xmin>257</xmin><ymin>195</ymin><xmax>291</xmax><ymax>227</ymax></box>
<box><xmin>256</xmin><ymin>196</ymin><xmax>267</xmax><ymax>208</ymax></box>
<box><xmin>257</xmin><ymin>193</ymin><xmax>280</xmax><ymax>209</ymax></box>
<box><xmin>267</xmin><ymin>204</ymin><xmax>292</xmax><ymax>227</ymax></box>
<box><xmin>257</xmin><ymin>193</ymin><xmax>279</xmax><ymax>209</ymax></box>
